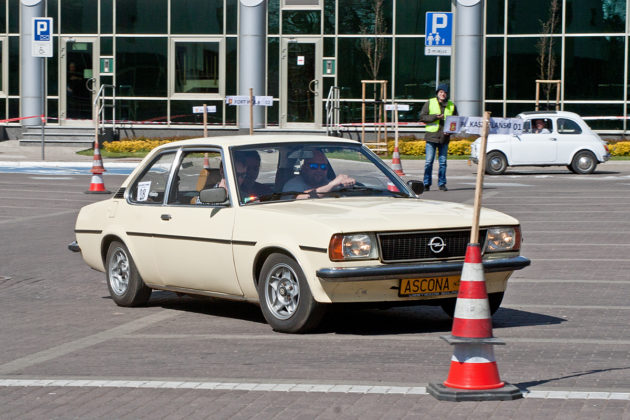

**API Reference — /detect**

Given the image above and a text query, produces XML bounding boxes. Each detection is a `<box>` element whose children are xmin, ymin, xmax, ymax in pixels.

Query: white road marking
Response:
<box><xmin>0</xmin><ymin>378</ymin><xmax>628</xmax><ymax>400</ymax></box>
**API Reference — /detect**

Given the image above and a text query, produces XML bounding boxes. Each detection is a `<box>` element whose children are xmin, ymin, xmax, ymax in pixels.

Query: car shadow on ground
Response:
<box><xmin>125</xmin><ymin>291</ymin><xmax>565</xmax><ymax>335</ymax></box>
<box><xmin>496</xmin><ymin>169</ymin><xmax>620</xmax><ymax>176</ymax></box>
<box><xmin>145</xmin><ymin>290</ymin><xmax>268</xmax><ymax>325</ymax></box>
<box><xmin>316</xmin><ymin>306</ymin><xmax>565</xmax><ymax>335</ymax></box>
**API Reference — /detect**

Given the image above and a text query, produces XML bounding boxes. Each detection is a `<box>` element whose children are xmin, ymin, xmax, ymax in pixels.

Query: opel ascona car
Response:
<box><xmin>71</xmin><ymin>135</ymin><xmax>530</xmax><ymax>333</ymax></box>
<box><xmin>470</xmin><ymin>111</ymin><xmax>610</xmax><ymax>175</ymax></box>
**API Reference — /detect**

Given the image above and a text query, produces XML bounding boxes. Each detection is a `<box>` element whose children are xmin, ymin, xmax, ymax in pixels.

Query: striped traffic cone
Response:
<box><xmin>203</xmin><ymin>153</ymin><xmax>210</xmax><ymax>169</ymax></box>
<box><xmin>391</xmin><ymin>146</ymin><xmax>405</xmax><ymax>176</ymax></box>
<box><xmin>427</xmin><ymin>243</ymin><xmax>522</xmax><ymax>401</ymax></box>
<box><xmin>85</xmin><ymin>140</ymin><xmax>111</xmax><ymax>194</ymax></box>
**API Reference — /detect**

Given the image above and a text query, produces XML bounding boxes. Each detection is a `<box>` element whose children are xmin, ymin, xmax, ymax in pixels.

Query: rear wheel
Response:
<box><xmin>570</xmin><ymin>150</ymin><xmax>597</xmax><ymax>174</ymax></box>
<box><xmin>105</xmin><ymin>241</ymin><xmax>151</xmax><ymax>307</ymax></box>
<box><xmin>440</xmin><ymin>292</ymin><xmax>504</xmax><ymax>318</ymax></box>
<box><xmin>485</xmin><ymin>151</ymin><xmax>508</xmax><ymax>175</ymax></box>
<box><xmin>257</xmin><ymin>253</ymin><xmax>325</xmax><ymax>333</ymax></box>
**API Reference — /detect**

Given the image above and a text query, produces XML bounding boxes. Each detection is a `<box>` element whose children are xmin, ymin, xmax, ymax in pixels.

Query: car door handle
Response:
<box><xmin>550</xmin><ymin>137</ymin><xmax>557</xmax><ymax>141</ymax></box>
<box><xmin>161</xmin><ymin>214</ymin><xmax>172</xmax><ymax>221</ymax></box>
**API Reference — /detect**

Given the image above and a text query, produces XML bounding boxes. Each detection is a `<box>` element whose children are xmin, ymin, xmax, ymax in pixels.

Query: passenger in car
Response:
<box><xmin>282</xmin><ymin>149</ymin><xmax>355</xmax><ymax>199</ymax></box>
<box><xmin>533</xmin><ymin>119</ymin><xmax>550</xmax><ymax>134</ymax></box>
<box><xmin>234</xmin><ymin>151</ymin><xmax>273</xmax><ymax>198</ymax></box>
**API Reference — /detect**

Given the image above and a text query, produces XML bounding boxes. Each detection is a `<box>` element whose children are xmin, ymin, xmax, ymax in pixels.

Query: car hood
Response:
<box><xmin>244</xmin><ymin>197</ymin><xmax>519</xmax><ymax>233</ymax></box>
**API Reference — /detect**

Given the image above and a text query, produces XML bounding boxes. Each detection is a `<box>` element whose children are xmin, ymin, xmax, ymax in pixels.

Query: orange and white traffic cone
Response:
<box><xmin>203</xmin><ymin>153</ymin><xmax>210</xmax><ymax>169</ymax></box>
<box><xmin>85</xmin><ymin>140</ymin><xmax>111</xmax><ymax>194</ymax></box>
<box><xmin>428</xmin><ymin>243</ymin><xmax>522</xmax><ymax>401</ymax></box>
<box><xmin>391</xmin><ymin>146</ymin><xmax>405</xmax><ymax>176</ymax></box>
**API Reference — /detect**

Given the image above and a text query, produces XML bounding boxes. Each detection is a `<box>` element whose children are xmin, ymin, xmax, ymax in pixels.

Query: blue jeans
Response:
<box><xmin>423</xmin><ymin>141</ymin><xmax>449</xmax><ymax>187</ymax></box>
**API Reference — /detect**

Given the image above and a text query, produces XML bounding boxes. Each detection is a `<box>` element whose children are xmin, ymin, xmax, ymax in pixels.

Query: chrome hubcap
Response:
<box><xmin>108</xmin><ymin>248</ymin><xmax>130</xmax><ymax>296</ymax></box>
<box><xmin>265</xmin><ymin>263</ymin><xmax>300</xmax><ymax>320</ymax></box>
<box><xmin>577</xmin><ymin>155</ymin><xmax>593</xmax><ymax>171</ymax></box>
<box><xmin>489</xmin><ymin>156</ymin><xmax>503</xmax><ymax>171</ymax></box>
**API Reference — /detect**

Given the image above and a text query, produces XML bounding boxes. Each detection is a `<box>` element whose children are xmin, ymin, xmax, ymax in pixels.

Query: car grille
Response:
<box><xmin>377</xmin><ymin>229</ymin><xmax>487</xmax><ymax>263</ymax></box>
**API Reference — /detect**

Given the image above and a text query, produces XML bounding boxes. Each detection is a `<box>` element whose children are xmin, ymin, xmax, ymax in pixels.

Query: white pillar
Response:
<box><xmin>454</xmin><ymin>0</ymin><xmax>483</xmax><ymax>117</ymax></box>
<box><xmin>20</xmin><ymin>0</ymin><xmax>45</xmax><ymax>126</ymax></box>
<box><xmin>239</xmin><ymin>0</ymin><xmax>267</xmax><ymax>129</ymax></box>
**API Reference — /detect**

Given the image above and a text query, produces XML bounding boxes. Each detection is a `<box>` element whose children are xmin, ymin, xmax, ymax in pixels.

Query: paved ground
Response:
<box><xmin>1</xmin><ymin>140</ymin><xmax>630</xmax><ymax>419</ymax></box>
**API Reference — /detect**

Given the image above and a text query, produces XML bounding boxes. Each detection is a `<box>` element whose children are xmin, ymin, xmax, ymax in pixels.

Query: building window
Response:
<box><xmin>116</xmin><ymin>0</ymin><xmax>167</xmax><ymax>34</ymax></box>
<box><xmin>171</xmin><ymin>0</ymin><xmax>224</xmax><ymax>34</ymax></box>
<box><xmin>173</xmin><ymin>41</ymin><xmax>223</xmax><ymax>96</ymax></box>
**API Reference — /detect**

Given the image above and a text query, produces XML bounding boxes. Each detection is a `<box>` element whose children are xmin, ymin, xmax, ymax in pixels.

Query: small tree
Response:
<box><xmin>359</xmin><ymin>0</ymin><xmax>387</xmax><ymax>123</ymax></box>
<box><xmin>536</xmin><ymin>0</ymin><xmax>560</xmax><ymax>107</ymax></box>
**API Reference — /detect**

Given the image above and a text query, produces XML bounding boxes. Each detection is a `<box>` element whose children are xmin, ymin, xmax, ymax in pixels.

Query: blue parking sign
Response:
<box><xmin>32</xmin><ymin>17</ymin><xmax>53</xmax><ymax>57</ymax></box>
<box><xmin>425</xmin><ymin>12</ymin><xmax>452</xmax><ymax>47</ymax></box>
<box><xmin>33</xmin><ymin>18</ymin><xmax>51</xmax><ymax>42</ymax></box>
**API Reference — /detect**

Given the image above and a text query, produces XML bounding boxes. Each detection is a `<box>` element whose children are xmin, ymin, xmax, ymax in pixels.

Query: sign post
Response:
<box><xmin>32</xmin><ymin>16</ymin><xmax>53</xmax><ymax>160</ymax></box>
<box><xmin>226</xmin><ymin>95</ymin><xmax>274</xmax><ymax>135</ymax></box>
<box><xmin>425</xmin><ymin>12</ymin><xmax>453</xmax><ymax>89</ymax></box>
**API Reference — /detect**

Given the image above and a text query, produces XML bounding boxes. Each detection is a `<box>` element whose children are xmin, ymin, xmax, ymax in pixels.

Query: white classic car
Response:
<box><xmin>470</xmin><ymin>111</ymin><xmax>610</xmax><ymax>175</ymax></box>
<box><xmin>71</xmin><ymin>135</ymin><xmax>529</xmax><ymax>333</ymax></box>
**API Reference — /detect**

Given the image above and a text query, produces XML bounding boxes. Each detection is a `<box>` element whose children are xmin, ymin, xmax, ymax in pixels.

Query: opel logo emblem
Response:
<box><xmin>428</xmin><ymin>236</ymin><xmax>446</xmax><ymax>254</ymax></box>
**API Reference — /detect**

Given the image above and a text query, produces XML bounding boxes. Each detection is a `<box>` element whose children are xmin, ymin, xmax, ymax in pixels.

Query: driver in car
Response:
<box><xmin>283</xmin><ymin>149</ymin><xmax>355</xmax><ymax>199</ymax></box>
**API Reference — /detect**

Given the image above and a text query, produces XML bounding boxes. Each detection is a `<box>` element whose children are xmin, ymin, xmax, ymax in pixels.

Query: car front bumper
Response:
<box><xmin>316</xmin><ymin>256</ymin><xmax>530</xmax><ymax>282</ymax></box>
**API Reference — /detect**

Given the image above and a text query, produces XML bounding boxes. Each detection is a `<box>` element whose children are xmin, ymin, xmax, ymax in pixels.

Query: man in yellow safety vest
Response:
<box><xmin>418</xmin><ymin>84</ymin><xmax>458</xmax><ymax>191</ymax></box>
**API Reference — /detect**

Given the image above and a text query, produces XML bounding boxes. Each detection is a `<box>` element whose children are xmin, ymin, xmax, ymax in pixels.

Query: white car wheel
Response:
<box><xmin>106</xmin><ymin>241</ymin><xmax>152</xmax><ymax>307</ymax></box>
<box><xmin>258</xmin><ymin>253</ymin><xmax>325</xmax><ymax>333</ymax></box>
<box><xmin>570</xmin><ymin>151</ymin><xmax>597</xmax><ymax>174</ymax></box>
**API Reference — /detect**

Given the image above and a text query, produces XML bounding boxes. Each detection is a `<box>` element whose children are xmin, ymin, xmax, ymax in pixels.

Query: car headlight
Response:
<box><xmin>485</xmin><ymin>226</ymin><xmax>521</xmax><ymax>252</ymax></box>
<box><xmin>329</xmin><ymin>233</ymin><xmax>379</xmax><ymax>261</ymax></box>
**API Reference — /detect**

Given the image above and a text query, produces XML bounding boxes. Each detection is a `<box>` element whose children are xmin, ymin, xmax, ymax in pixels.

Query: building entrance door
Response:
<box><xmin>60</xmin><ymin>37</ymin><xmax>98</xmax><ymax>125</ymax></box>
<box><xmin>281</xmin><ymin>38</ymin><xmax>321</xmax><ymax>128</ymax></box>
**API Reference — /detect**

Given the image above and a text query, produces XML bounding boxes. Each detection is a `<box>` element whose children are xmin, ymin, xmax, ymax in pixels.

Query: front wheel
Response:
<box><xmin>440</xmin><ymin>292</ymin><xmax>504</xmax><ymax>318</ymax></box>
<box><xmin>105</xmin><ymin>241</ymin><xmax>151</xmax><ymax>307</ymax></box>
<box><xmin>485</xmin><ymin>151</ymin><xmax>508</xmax><ymax>175</ymax></box>
<box><xmin>570</xmin><ymin>151</ymin><xmax>597</xmax><ymax>174</ymax></box>
<box><xmin>257</xmin><ymin>253</ymin><xmax>325</xmax><ymax>333</ymax></box>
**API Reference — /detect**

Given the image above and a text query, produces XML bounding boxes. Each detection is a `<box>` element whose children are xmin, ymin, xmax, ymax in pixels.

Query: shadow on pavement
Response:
<box><xmin>123</xmin><ymin>291</ymin><xmax>565</xmax><ymax>335</ymax></box>
<box><xmin>516</xmin><ymin>366</ymin><xmax>630</xmax><ymax>391</ymax></box>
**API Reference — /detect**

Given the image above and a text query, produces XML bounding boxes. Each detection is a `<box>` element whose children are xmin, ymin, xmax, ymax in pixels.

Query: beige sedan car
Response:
<box><xmin>71</xmin><ymin>135</ymin><xmax>529</xmax><ymax>333</ymax></box>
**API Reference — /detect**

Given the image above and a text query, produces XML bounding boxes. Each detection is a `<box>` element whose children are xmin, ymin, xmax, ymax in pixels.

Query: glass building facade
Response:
<box><xmin>2</xmin><ymin>0</ymin><xmax>628</xmax><ymax>132</ymax></box>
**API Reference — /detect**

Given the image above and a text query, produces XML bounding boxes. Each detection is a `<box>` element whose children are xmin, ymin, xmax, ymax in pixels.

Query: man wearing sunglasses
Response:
<box><xmin>283</xmin><ymin>149</ymin><xmax>355</xmax><ymax>198</ymax></box>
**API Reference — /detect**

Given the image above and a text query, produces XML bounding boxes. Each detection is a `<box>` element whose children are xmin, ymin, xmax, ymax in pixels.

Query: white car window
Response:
<box><xmin>557</xmin><ymin>118</ymin><xmax>582</xmax><ymax>134</ymax></box>
<box><xmin>168</xmin><ymin>150</ymin><xmax>223</xmax><ymax>205</ymax></box>
<box><xmin>128</xmin><ymin>152</ymin><xmax>176</xmax><ymax>204</ymax></box>
<box><xmin>232</xmin><ymin>143</ymin><xmax>410</xmax><ymax>204</ymax></box>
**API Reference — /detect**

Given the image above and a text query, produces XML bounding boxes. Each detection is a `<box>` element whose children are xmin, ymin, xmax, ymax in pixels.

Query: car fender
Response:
<box><xmin>235</xmin><ymin>237</ymin><xmax>334</xmax><ymax>303</ymax></box>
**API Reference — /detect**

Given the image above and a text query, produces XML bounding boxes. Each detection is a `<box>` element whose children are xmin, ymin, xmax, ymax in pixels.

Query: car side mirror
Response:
<box><xmin>407</xmin><ymin>180</ymin><xmax>424</xmax><ymax>195</ymax></box>
<box><xmin>199</xmin><ymin>187</ymin><xmax>228</xmax><ymax>204</ymax></box>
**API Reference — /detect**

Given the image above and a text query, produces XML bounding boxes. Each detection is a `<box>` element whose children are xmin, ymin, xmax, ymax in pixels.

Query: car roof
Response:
<box><xmin>153</xmin><ymin>134</ymin><xmax>359</xmax><ymax>151</ymax></box>
<box><xmin>518</xmin><ymin>110</ymin><xmax>582</xmax><ymax>119</ymax></box>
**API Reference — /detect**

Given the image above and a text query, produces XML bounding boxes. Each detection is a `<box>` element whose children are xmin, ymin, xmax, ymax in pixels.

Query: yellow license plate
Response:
<box><xmin>399</xmin><ymin>276</ymin><xmax>460</xmax><ymax>297</ymax></box>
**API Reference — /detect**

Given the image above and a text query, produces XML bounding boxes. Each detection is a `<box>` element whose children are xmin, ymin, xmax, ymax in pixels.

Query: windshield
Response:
<box><xmin>231</xmin><ymin>142</ymin><xmax>411</xmax><ymax>205</ymax></box>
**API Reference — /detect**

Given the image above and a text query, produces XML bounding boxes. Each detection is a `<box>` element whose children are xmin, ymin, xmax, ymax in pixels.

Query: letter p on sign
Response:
<box><xmin>432</xmin><ymin>13</ymin><xmax>448</xmax><ymax>32</ymax></box>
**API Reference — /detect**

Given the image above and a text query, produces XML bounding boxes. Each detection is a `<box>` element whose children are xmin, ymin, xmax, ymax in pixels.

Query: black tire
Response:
<box><xmin>570</xmin><ymin>150</ymin><xmax>598</xmax><ymax>174</ymax></box>
<box><xmin>105</xmin><ymin>241</ymin><xmax>152</xmax><ymax>307</ymax></box>
<box><xmin>485</xmin><ymin>151</ymin><xmax>508</xmax><ymax>175</ymax></box>
<box><xmin>440</xmin><ymin>292</ymin><xmax>504</xmax><ymax>318</ymax></box>
<box><xmin>257</xmin><ymin>253</ymin><xmax>325</xmax><ymax>333</ymax></box>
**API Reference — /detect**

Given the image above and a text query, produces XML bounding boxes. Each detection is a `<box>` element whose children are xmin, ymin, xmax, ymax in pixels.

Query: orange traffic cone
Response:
<box><xmin>428</xmin><ymin>243</ymin><xmax>522</xmax><ymax>401</ymax></box>
<box><xmin>391</xmin><ymin>146</ymin><xmax>405</xmax><ymax>176</ymax></box>
<box><xmin>203</xmin><ymin>153</ymin><xmax>210</xmax><ymax>169</ymax></box>
<box><xmin>85</xmin><ymin>140</ymin><xmax>111</xmax><ymax>194</ymax></box>
<box><xmin>386</xmin><ymin>182</ymin><xmax>399</xmax><ymax>192</ymax></box>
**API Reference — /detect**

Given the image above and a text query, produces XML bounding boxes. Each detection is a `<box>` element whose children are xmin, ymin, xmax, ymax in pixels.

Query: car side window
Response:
<box><xmin>128</xmin><ymin>152</ymin><xmax>176</xmax><ymax>204</ymax></box>
<box><xmin>168</xmin><ymin>150</ymin><xmax>224</xmax><ymax>205</ymax></box>
<box><xmin>557</xmin><ymin>118</ymin><xmax>582</xmax><ymax>134</ymax></box>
